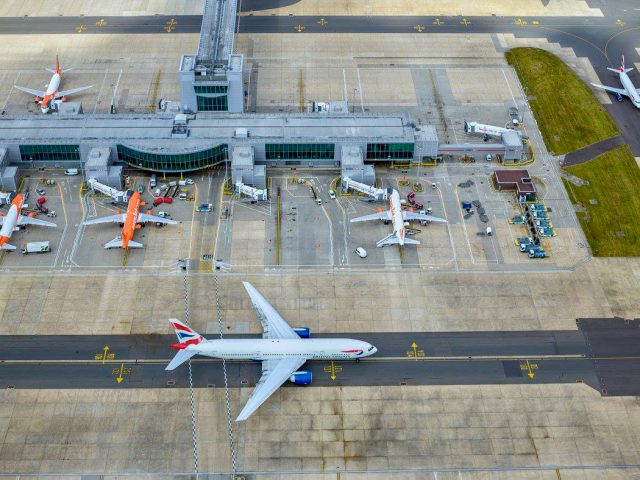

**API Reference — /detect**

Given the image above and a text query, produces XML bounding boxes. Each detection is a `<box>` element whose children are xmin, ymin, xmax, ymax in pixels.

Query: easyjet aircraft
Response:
<box><xmin>0</xmin><ymin>194</ymin><xmax>56</xmax><ymax>250</ymax></box>
<box><xmin>82</xmin><ymin>192</ymin><xmax>176</xmax><ymax>249</ymax></box>
<box><xmin>14</xmin><ymin>55</ymin><xmax>92</xmax><ymax>113</ymax></box>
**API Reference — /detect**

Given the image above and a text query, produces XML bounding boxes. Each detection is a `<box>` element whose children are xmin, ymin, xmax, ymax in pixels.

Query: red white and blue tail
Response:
<box><xmin>166</xmin><ymin>319</ymin><xmax>204</xmax><ymax>371</ymax></box>
<box><xmin>170</xmin><ymin>319</ymin><xmax>204</xmax><ymax>347</ymax></box>
<box><xmin>609</xmin><ymin>55</ymin><xmax>634</xmax><ymax>74</ymax></box>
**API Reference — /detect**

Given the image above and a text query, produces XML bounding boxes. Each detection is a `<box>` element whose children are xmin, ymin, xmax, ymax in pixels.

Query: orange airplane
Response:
<box><xmin>0</xmin><ymin>193</ymin><xmax>56</xmax><ymax>250</ymax></box>
<box><xmin>82</xmin><ymin>191</ymin><xmax>176</xmax><ymax>249</ymax></box>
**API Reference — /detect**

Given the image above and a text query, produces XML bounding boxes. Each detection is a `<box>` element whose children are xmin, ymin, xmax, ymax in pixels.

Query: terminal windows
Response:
<box><xmin>117</xmin><ymin>144</ymin><xmax>228</xmax><ymax>172</ymax></box>
<box><xmin>194</xmin><ymin>85</ymin><xmax>228</xmax><ymax>94</ymax></box>
<box><xmin>197</xmin><ymin>95</ymin><xmax>228</xmax><ymax>111</ymax></box>
<box><xmin>366</xmin><ymin>143</ymin><xmax>414</xmax><ymax>160</ymax></box>
<box><xmin>265</xmin><ymin>143</ymin><xmax>335</xmax><ymax>160</ymax></box>
<box><xmin>19</xmin><ymin>144</ymin><xmax>80</xmax><ymax>161</ymax></box>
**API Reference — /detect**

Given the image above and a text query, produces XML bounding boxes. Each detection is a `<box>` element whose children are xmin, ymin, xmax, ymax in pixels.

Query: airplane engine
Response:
<box><xmin>289</xmin><ymin>371</ymin><xmax>312</xmax><ymax>385</ymax></box>
<box><xmin>294</xmin><ymin>327</ymin><xmax>310</xmax><ymax>338</ymax></box>
<box><xmin>616</xmin><ymin>92</ymin><xmax>623</xmax><ymax>102</ymax></box>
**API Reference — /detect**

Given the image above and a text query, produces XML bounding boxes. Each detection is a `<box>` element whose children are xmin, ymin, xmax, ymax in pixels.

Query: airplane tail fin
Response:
<box><xmin>609</xmin><ymin>55</ymin><xmax>634</xmax><ymax>74</ymax></box>
<box><xmin>169</xmin><ymin>319</ymin><xmax>205</xmax><ymax>346</ymax></box>
<box><xmin>0</xmin><ymin>243</ymin><xmax>16</xmax><ymax>251</ymax></box>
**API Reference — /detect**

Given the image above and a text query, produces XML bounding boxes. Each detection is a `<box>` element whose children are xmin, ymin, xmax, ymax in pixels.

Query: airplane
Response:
<box><xmin>591</xmin><ymin>55</ymin><xmax>640</xmax><ymax>108</ymax></box>
<box><xmin>14</xmin><ymin>55</ymin><xmax>92</xmax><ymax>113</ymax></box>
<box><xmin>82</xmin><ymin>191</ymin><xmax>177</xmax><ymax>249</ymax></box>
<box><xmin>350</xmin><ymin>188</ymin><xmax>446</xmax><ymax>247</ymax></box>
<box><xmin>165</xmin><ymin>281</ymin><xmax>378</xmax><ymax>421</ymax></box>
<box><xmin>0</xmin><ymin>194</ymin><xmax>56</xmax><ymax>250</ymax></box>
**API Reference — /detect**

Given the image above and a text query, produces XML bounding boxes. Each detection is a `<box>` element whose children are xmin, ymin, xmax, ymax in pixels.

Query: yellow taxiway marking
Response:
<box><xmin>112</xmin><ymin>363</ymin><xmax>132</xmax><ymax>384</ymax></box>
<box><xmin>520</xmin><ymin>359</ymin><xmax>538</xmax><ymax>379</ymax></box>
<box><xmin>460</xmin><ymin>18</ymin><xmax>471</xmax><ymax>27</ymax></box>
<box><xmin>95</xmin><ymin>345</ymin><xmax>115</xmax><ymax>364</ymax></box>
<box><xmin>414</xmin><ymin>24</ymin><xmax>425</xmax><ymax>33</ymax></box>
<box><xmin>164</xmin><ymin>18</ymin><xmax>177</xmax><ymax>33</ymax></box>
<box><xmin>324</xmin><ymin>361</ymin><xmax>342</xmax><ymax>381</ymax></box>
<box><xmin>616</xmin><ymin>19</ymin><xmax>625</xmax><ymax>27</ymax></box>
<box><xmin>532</xmin><ymin>20</ymin><xmax>540</xmax><ymax>25</ymax></box>
<box><xmin>75</xmin><ymin>24</ymin><xmax>87</xmax><ymax>33</ymax></box>
<box><xmin>122</xmin><ymin>248</ymin><xmax>129</xmax><ymax>267</ymax></box>
<box><xmin>433</xmin><ymin>18</ymin><xmax>444</xmax><ymax>26</ymax></box>
<box><xmin>295</xmin><ymin>24</ymin><xmax>305</xmax><ymax>33</ymax></box>
<box><xmin>515</xmin><ymin>19</ymin><xmax>528</xmax><ymax>26</ymax></box>
<box><xmin>318</xmin><ymin>18</ymin><xmax>328</xmax><ymax>26</ymax></box>
<box><xmin>407</xmin><ymin>342</ymin><xmax>425</xmax><ymax>361</ymax></box>
<box><xmin>95</xmin><ymin>18</ymin><xmax>107</xmax><ymax>27</ymax></box>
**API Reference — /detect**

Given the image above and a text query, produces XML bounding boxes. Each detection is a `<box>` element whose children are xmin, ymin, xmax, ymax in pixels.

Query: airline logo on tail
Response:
<box><xmin>171</xmin><ymin>320</ymin><xmax>204</xmax><ymax>349</ymax></box>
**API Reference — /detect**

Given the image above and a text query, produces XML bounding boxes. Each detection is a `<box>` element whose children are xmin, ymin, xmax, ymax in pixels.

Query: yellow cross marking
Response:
<box><xmin>616</xmin><ymin>19</ymin><xmax>625</xmax><ymax>27</ymax></box>
<box><xmin>75</xmin><ymin>24</ymin><xmax>87</xmax><ymax>33</ymax></box>
<box><xmin>94</xmin><ymin>345</ymin><xmax>115</xmax><ymax>364</ymax></box>
<box><xmin>164</xmin><ymin>18</ymin><xmax>177</xmax><ymax>33</ymax></box>
<box><xmin>295</xmin><ymin>24</ymin><xmax>305</xmax><ymax>33</ymax></box>
<box><xmin>112</xmin><ymin>363</ymin><xmax>132</xmax><ymax>384</ymax></box>
<box><xmin>515</xmin><ymin>19</ymin><xmax>528</xmax><ymax>26</ymax></box>
<box><xmin>318</xmin><ymin>18</ymin><xmax>328</xmax><ymax>26</ymax></box>
<box><xmin>520</xmin><ymin>359</ymin><xmax>539</xmax><ymax>379</ymax></box>
<box><xmin>414</xmin><ymin>24</ymin><xmax>425</xmax><ymax>33</ymax></box>
<box><xmin>95</xmin><ymin>18</ymin><xmax>107</xmax><ymax>27</ymax></box>
<box><xmin>323</xmin><ymin>361</ymin><xmax>342</xmax><ymax>380</ymax></box>
<box><xmin>406</xmin><ymin>342</ymin><xmax>425</xmax><ymax>361</ymax></box>
<box><xmin>433</xmin><ymin>18</ymin><xmax>444</xmax><ymax>26</ymax></box>
<box><xmin>460</xmin><ymin>18</ymin><xmax>471</xmax><ymax>27</ymax></box>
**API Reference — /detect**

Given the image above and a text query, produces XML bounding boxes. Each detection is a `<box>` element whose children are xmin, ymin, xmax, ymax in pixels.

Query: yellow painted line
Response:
<box><xmin>323</xmin><ymin>361</ymin><xmax>342</xmax><ymax>380</ymax></box>
<box><xmin>164</xmin><ymin>18</ymin><xmax>177</xmax><ymax>33</ymax></box>
<box><xmin>76</xmin><ymin>24</ymin><xmax>87</xmax><ymax>33</ymax></box>
<box><xmin>122</xmin><ymin>248</ymin><xmax>129</xmax><ymax>267</ymax></box>
<box><xmin>295</xmin><ymin>24</ymin><xmax>305</xmax><ymax>32</ymax></box>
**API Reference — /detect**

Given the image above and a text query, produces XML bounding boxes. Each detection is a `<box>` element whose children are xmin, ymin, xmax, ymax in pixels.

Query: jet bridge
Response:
<box><xmin>235</xmin><ymin>181</ymin><xmax>268</xmax><ymax>202</ymax></box>
<box><xmin>87</xmin><ymin>178</ymin><xmax>132</xmax><ymax>204</ymax></box>
<box><xmin>342</xmin><ymin>177</ymin><xmax>388</xmax><ymax>201</ymax></box>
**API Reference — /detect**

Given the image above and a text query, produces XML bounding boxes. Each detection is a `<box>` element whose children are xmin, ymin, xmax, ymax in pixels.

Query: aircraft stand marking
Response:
<box><xmin>324</xmin><ymin>361</ymin><xmax>343</xmax><ymax>381</ymax></box>
<box><xmin>112</xmin><ymin>363</ymin><xmax>132</xmax><ymax>384</ymax></box>
<box><xmin>406</xmin><ymin>342</ymin><xmax>425</xmax><ymax>361</ymax></box>
<box><xmin>94</xmin><ymin>345</ymin><xmax>115</xmax><ymax>364</ymax></box>
<box><xmin>520</xmin><ymin>359</ymin><xmax>538</xmax><ymax>379</ymax></box>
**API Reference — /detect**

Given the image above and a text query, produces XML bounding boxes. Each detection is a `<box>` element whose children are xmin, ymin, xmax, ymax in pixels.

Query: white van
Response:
<box><xmin>178</xmin><ymin>192</ymin><xmax>187</xmax><ymax>200</ymax></box>
<box><xmin>64</xmin><ymin>168</ymin><xmax>79</xmax><ymax>176</ymax></box>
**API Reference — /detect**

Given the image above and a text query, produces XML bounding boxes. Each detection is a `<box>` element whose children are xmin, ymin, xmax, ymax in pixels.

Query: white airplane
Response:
<box><xmin>350</xmin><ymin>189</ymin><xmax>446</xmax><ymax>247</ymax></box>
<box><xmin>591</xmin><ymin>55</ymin><xmax>640</xmax><ymax>108</ymax></box>
<box><xmin>166</xmin><ymin>282</ymin><xmax>378</xmax><ymax>421</ymax></box>
<box><xmin>0</xmin><ymin>194</ymin><xmax>56</xmax><ymax>250</ymax></box>
<box><xmin>14</xmin><ymin>55</ymin><xmax>92</xmax><ymax>113</ymax></box>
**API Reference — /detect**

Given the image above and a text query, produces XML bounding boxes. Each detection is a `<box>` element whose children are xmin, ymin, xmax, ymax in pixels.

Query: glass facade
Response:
<box><xmin>265</xmin><ymin>143</ymin><xmax>335</xmax><ymax>160</ymax></box>
<box><xmin>195</xmin><ymin>84</ymin><xmax>229</xmax><ymax>111</ymax></box>
<box><xmin>366</xmin><ymin>143</ymin><xmax>414</xmax><ymax>160</ymax></box>
<box><xmin>20</xmin><ymin>144</ymin><xmax>80</xmax><ymax>161</ymax></box>
<box><xmin>117</xmin><ymin>144</ymin><xmax>228</xmax><ymax>172</ymax></box>
<box><xmin>197</xmin><ymin>95</ymin><xmax>228</xmax><ymax>111</ymax></box>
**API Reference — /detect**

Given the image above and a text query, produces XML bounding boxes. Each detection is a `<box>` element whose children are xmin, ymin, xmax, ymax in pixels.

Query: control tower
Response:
<box><xmin>179</xmin><ymin>0</ymin><xmax>244</xmax><ymax>113</ymax></box>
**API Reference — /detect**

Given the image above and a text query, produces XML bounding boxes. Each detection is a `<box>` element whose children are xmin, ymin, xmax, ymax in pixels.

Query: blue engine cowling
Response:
<box><xmin>289</xmin><ymin>371</ymin><xmax>312</xmax><ymax>385</ymax></box>
<box><xmin>294</xmin><ymin>327</ymin><xmax>310</xmax><ymax>338</ymax></box>
<box><xmin>616</xmin><ymin>92</ymin><xmax>623</xmax><ymax>102</ymax></box>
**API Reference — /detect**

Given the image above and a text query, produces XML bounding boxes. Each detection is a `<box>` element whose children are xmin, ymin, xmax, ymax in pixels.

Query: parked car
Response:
<box><xmin>157</xmin><ymin>211</ymin><xmax>170</xmax><ymax>218</ymax></box>
<box><xmin>163</xmin><ymin>196</ymin><xmax>173</xmax><ymax>204</ymax></box>
<box><xmin>328</xmin><ymin>190</ymin><xmax>336</xmax><ymax>200</ymax></box>
<box><xmin>36</xmin><ymin>188</ymin><xmax>46</xmax><ymax>196</ymax></box>
<box><xmin>196</xmin><ymin>203</ymin><xmax>213</xmax><ymax>212</ymax></box>
<box><xmin>355</xmin><ymin>247</ymin><xmax>367</xmax><ymax>258</ymax></box>
<box><xmin>153</xmin><ymin>197</ymin><xmax>164</xmax><ymax>206</ymax></box>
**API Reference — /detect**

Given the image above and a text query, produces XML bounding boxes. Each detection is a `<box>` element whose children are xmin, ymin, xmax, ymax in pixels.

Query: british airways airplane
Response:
<box><xmin>166</xmin><ymin>282</ymin><xmax>377</xmax><ymax>421</ymax></box>
<box><xmin>591</xmin><ymin>55</ymin><xmax>640</xmax><ymax>109</ymax></box>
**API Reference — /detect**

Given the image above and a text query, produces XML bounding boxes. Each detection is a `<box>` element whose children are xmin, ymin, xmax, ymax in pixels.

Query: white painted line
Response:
<box><xmin>92</xmin><ymin>68</ymin><xmax>109</xmax><ymax>114</ymax></box>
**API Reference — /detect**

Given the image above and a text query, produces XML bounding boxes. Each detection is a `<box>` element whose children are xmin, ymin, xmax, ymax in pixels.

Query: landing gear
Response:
<box><xmin>355</xmin><ymin>358</ymin><xmax>361</xmax><ymax>363</ymax></box>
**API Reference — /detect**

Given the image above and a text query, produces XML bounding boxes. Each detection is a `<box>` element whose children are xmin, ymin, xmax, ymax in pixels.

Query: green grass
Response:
<box><xmin>563</xmin><ymin>145</ymin><xmax>640</xmax><ymax>256</ymax></box>
<box><xmin>506</xmin><ymin>48</ymin><xmax>619</xmax><ymax>155</ymax></box>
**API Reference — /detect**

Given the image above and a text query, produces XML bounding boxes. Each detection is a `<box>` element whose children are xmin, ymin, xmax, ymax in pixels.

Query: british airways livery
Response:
<box><xmin>166</xmin><ymin>282</ymin><xmax>377</xmax><ymax>421</ymax></box>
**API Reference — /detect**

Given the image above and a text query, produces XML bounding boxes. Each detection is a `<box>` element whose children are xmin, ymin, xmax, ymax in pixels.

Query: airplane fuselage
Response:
<box><xmin>188</xmin><ymin>338</ymin><xmax>377</xmax><ymax>361</ymax></box>
<box><xmin>40</xmin><ymin>73</ymin><xmax>62</xmax><ymax>113</ymax></box>
<box><xmin>389</xmin><ymin>190</ymin><xmax>405</xmax><ymax>245</ymax></box>
<box><xmin>121</xmin><ymin>192</ymin><xmax>142</xmax><ymax>248</ymax></box>
<box><xmin>0</xmin><ymin>194</ymin><xmax>23</xmax><ymax>247</ymax></box>
<box><xmin>619</xmin><ymin>70</ymin><xmax>640</xmax><ymax>108</ymax></box>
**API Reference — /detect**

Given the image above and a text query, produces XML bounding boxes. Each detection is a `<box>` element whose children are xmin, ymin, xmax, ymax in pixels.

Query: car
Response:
<box><xmin>355</xmin><ymin>247</ymin><xmax>367</xmax><ymax>258</ymax></box>
<box><xmin>137</xmin><ymin>185</ymin><xmax>145</xmax><ymax>194</ymax></box>
<box><xmin>153</xmin><ymin>197</ymin><xmax>164</xmax><ymax>206</ymax></box>
<box><xmin>485</xmin><ymin>154</ymin><xmax>493</xmax><ymax>162</ymax></box>
<box><xmin>328</xmin><ymin>190</ymin><xmax>336</xmax><ymax>200</ymax></box>
<box><xmin>196</xmin><ymin>203</ymin><xmax>213</xmax><ymax>212</ymax></box>
<box><xmin>185</xmin><ymin>178</ymin><xmax>194</xmax><ymax>185</ymax></box>
<box><xmin>36</xmin><ymin>188</ymin><xmax>46</xmax><ymax>196</ymax></box>
<box><xmin>163</xmin><ymin>196</ymin><xmax>173</xmax><ymax>204</ymax></box>
<box><xmin>47</xmin><ymin>211</ymin><xmax>57</xmax><ymax>218</ymax></box>
<box><xmin>64</xmin><ymin>168</ymin><xmax>79</xmax><ymax>176</ymax></box>
<box><xmin>157</xmin><ymin>211</ymin><xmax>170</xmax><ymax>218</ymax></box>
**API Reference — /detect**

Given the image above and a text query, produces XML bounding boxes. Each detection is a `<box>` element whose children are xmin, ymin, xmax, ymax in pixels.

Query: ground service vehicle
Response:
<box><xmin>21</xmin><ymin>241</ymin><xmax>50</xmax><ymax>254</ymax></box>
<box><xmin>64</xmin><ymin>168</ymin><xmax>78</xmax><ymax>176</ymax></box>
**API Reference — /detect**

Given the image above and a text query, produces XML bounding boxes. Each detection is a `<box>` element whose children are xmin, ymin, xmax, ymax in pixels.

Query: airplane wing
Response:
<box><xmin>243</xmin><ymin>282</ymin><xmax>299</xmax><ymax>339</ymax></box>
<box><xmin>56</xmin><ymin>86</ymin><xmax>93</xmax><ymax>98</ymax></box>
<box><xmin>137</xmin><ymin>213</ymin><xmax>177</xmax><ymax>225</ymax></box>
<box><xmin>236</xmin><ymin>357</ymin><xmax>307</xmax><ymax>421</ymax></box>
<box><xmin>590</xmin><ymin>83</ymin><xmax>627</xmax><ymax>96</ymax></box>
<box><xmin>403</xmin><ymin>211</ymin><xmax>447</xmax><ymax>223</ymax></box>
<box><xmin>82</xmin><ymin>214</ymin><xmax>126</xmax><ymax>225</ymax></box>
<box><xmin>14</xmin><ymin>85</ymin><xmax>46</xmax><ymax>97</ymax></box>
<box><xmin>17</xmin><ymin>216</ymin><xmax>56</xmax><ymax>227</ymax></box>
<box><xmin>350</xmin><ymin>211</ymin><xmax>391</xmax><ymax>223</ymax></box>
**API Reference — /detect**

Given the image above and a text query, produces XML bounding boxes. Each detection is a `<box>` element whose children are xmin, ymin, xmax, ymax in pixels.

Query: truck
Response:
<box><xmin>21</xmin><ymin>241</ymin><xmax>50</xmax><ymax>254</ymax></box>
